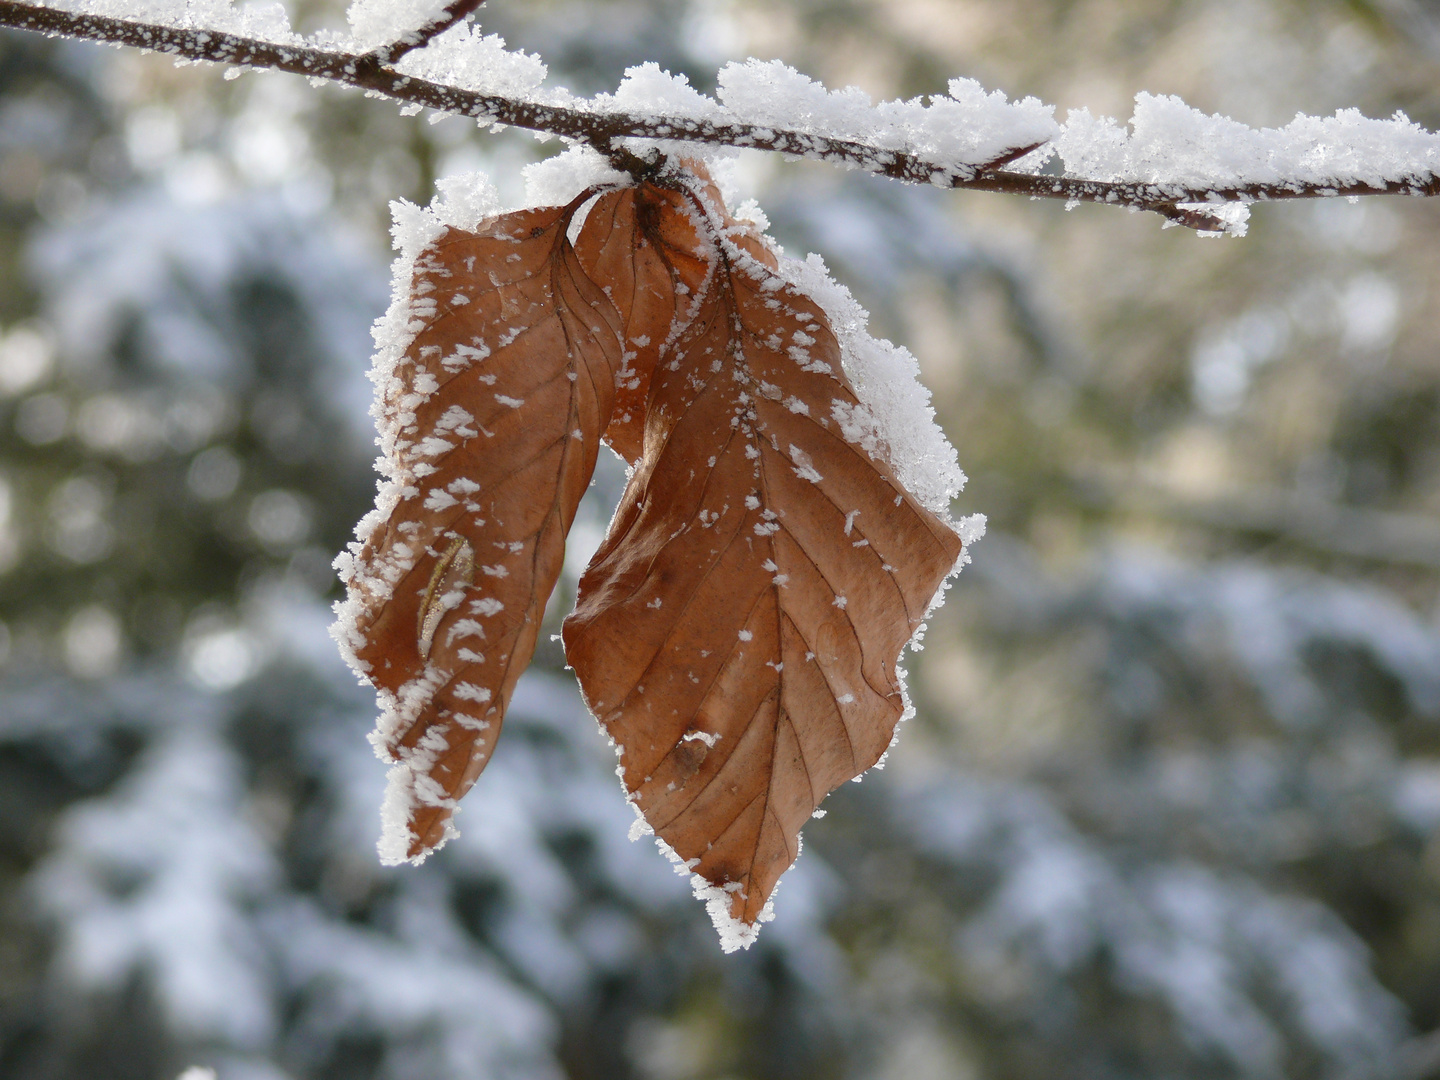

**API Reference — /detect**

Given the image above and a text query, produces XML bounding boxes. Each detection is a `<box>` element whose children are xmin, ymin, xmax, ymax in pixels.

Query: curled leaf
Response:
<box><xmin>337</xmin><ymin>199</ymin><xmax>622</xmax><ymax>862</ymax></box>
<box><xmin>574</xmin><ymin>181</ymin><xmax>712</xmax><ymax>463</ymax></box>
<box><xmin>563</xmin><ymin>171</ymin><xmax>965</xmax><ymax>947</ymax></box>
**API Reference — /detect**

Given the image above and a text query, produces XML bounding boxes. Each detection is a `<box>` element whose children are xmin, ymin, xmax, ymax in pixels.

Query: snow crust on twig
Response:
<box><xmin>1040</xmin><ymin>94</ymin><xmax>1440</xmax><ymax>234</ymax></box>
<box><xmin>345</xmin><ymin>0</ymin><xmax>452</xmax><ymax>53</ymax></box>
<box><xmin>45</xmin><ymin>0</ymin><xmax>301</xmax><ymax>44</ymax></box>
<box><xmin>4</xmin><ymin>0</ymin><xmax>1440</xmax><ymax>230</ymax></box>
<box><xmin>1056</xmin><ymin>95</ymin><xmax>1440</xmax><ymax>192</ymax></box>
<box><xmin>716</xmin><ymin>62</ymin><xmax>1056</xmax><ymax>178</ymax></box>
<box><xmin>378</xmin><ymin>20</ymin><xmax>549</xmax><ymax>104</ymax></box>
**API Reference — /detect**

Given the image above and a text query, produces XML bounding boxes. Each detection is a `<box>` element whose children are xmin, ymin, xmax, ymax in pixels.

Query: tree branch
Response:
<box><xmin>353</xmin><ymin>0</ymin><xmax>485</xmax><ymax>72</ymax></box>
<box><xmin>0</xmin><ymin>0</ymin><xmax>1435</xmax><ymax>232</ymax></box>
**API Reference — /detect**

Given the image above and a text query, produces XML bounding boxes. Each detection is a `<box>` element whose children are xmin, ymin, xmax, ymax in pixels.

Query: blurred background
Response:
<box><xmin>0</xmin><ymin>0</ymin><xmax>1438</xmax><ymax>1077</ymax></box>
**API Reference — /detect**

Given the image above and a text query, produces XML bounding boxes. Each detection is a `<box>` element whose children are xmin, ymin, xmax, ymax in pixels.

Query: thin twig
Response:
<box><xmin>354</xmin><ymin>0</ymin><xmax>485</xmax><ymax>71</ymax></box>
<box><xmin>0</xmin><ymin>0</ymin><xmax>1436</xmax><ymax>232</ymax></box>
<box><xmin>972</xmin><ymin>141</ymin><xmax>1048</xmax><ymax>173</ymax></box>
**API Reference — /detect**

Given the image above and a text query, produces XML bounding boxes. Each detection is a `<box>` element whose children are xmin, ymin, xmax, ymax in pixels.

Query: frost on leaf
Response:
<box><xmin>574</xmin><ymin>180</ymin><xmax>712</xmax><ymax>463</ymax></box>
<box><xmin>335</xmin><ymin>161</ymin><xmax>972</xmax><ymax>947</ymax></box>
<box><xmin>337</xmin><ymin>200</ymin><xmax>621</xmax><ymax>863</ymax></box>
<box><xmin>563</xmin><ymin>167</ymin><xmax>966</xmax><ymax>948</ymax></box>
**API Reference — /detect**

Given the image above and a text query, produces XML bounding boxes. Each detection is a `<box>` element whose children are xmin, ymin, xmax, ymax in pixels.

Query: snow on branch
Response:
<box><xmin>351</xmin><ymin>0</ymin><xmax>486</xmax><ymax>69</ymax></box>
<box><xmin>0</xmin><ymin>0</ymin><xmax>1438</xmax><ymax>233</ymax></box>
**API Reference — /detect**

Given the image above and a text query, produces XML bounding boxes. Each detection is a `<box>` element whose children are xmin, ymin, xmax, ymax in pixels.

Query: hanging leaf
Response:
<box><xmin>337</xmin><ymin>199</ymin><xmax>622</xmax><ymax>862</ymax></box>
<box><xmin>574</xmin><ymin>180</ymin><xmax>712</xmax><ymax>463</ymax></box>
<box><xmin>337</xmin><ymin>161</ymin><xmax>975</xmax><ymax>947</ymax></box>
<box><xmin>563</xmin><ymin>170</ymin><xmax>965</xmax><ymax>947</ymax></box>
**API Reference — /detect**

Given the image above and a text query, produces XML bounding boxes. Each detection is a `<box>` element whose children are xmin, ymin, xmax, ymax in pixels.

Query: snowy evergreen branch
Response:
<box><xmin>0</xmin><ymin>0</ymin><xmax>1437</xmax><ymax>232</ymax></box>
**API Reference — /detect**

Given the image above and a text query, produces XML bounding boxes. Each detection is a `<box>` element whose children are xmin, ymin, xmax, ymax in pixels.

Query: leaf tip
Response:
<box><xmin>377</xmin><ymin>758</ymin><xmax>459</xmax><ymax>866</ymax></box>
<box><xmin>706</xmin><ymin>886</ymin><xmax>771</xmax><ymax>953</ymax></box>
<box><xmin>645</xmin><ymin>827</ymin><xmax>777</xmax><ymax>951</ymax></box>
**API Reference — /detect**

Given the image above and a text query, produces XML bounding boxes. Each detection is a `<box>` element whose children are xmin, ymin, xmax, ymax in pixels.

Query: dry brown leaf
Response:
<box><xmin>336</xmin><ymin>164</ymin><xmax>973</xmax><ymax>946</ymax></box>
<box><xmin>339</xmin><ymin>199</ymin><xmax>622</xmax><ymax>861</ymax></box>
<box><xmin>563</xmin><ymin>173</ymin><xmax>964</xmax><ymax>941</ymax></box>
<box><xmin>573</xmin><ymin>182</ymin><xmax>712</xmax><ymax>463</ymax></box>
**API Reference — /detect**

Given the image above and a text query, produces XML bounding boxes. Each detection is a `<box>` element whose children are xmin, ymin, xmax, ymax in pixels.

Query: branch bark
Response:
<box><xmin>0</xmin><ymin>0</ymin><xmax>1436</xmax><ymax>231</ymax></box>
<box><xmin>352</xmin><ymin>0</ymin><xmax>485</xmax><ymax>71</ymax></box>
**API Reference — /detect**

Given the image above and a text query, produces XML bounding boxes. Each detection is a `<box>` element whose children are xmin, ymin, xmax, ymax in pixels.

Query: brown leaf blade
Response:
<box><xmin>574</xmin><ymin>182</ymin><xmax>712</xmax><ymax>463</ymax></box>
<box><xmin>563</xmin><ymin>176</ymin><xmax>965</xmax><ymax>947</ymax></box>
<box><xmin>336</xmin><ymin>199</ymin><xmax>621</xmax><ymax>863</ymax></box>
